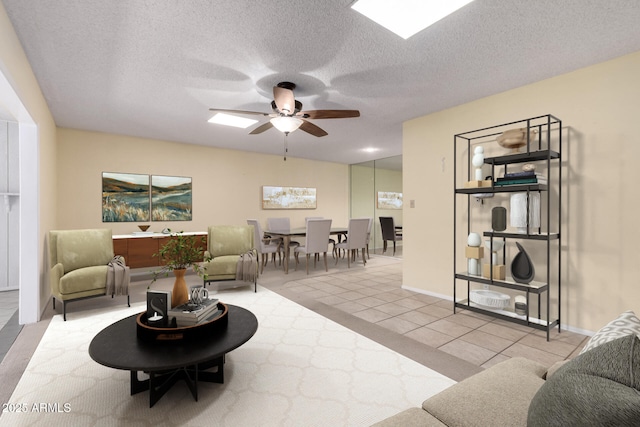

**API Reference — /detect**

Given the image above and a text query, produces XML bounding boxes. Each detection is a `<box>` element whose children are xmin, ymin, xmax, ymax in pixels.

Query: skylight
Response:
<box><xmin>351</xmin><ymin>0</ymin><xmax>475</xmax><ymax>39</ymax></box>
<box><xmin>208</xmin><ymin>113</ymin><xmax>258</xmax><ymax>129</ymax></box>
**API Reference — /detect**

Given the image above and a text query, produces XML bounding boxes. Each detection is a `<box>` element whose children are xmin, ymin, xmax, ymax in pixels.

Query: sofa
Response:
<box><xmin>49</xmin><ymin>228</ymin><xmax>130</xmax><ymax>320</ymax></box>
<box><xmin>373</xmin><ymin>310</ymin><xmax>640</xmax><ymax>427</ymax></box>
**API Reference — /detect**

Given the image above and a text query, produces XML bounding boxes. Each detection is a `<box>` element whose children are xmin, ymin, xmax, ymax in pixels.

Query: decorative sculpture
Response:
<box><xmin>465</xmin><ymin>232</ymin><xmax>483</xmax><ymax>275</ymax></box>
<box><xmin>511</xmin><ymin>242</ymin><xmax>535</xmax><ymax>283</ymax></box>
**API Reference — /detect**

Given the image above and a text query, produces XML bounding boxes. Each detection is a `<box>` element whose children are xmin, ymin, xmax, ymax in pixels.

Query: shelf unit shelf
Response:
<box><xmin>453</xmin><ymin>114</ymin><xmax>562</xmax><ymax>341</ymax></box>
<box><xmin>455</xmin><ymin>299</ymin><xmax>560</xmax><ymax>331</ymax></box>
<box><xmin>454</xmin><ymin>273</ymin><xmax>549</xmax><ymax>293</ymax></box>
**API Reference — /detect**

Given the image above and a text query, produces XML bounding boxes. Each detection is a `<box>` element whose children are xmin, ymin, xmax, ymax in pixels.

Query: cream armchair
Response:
<box><xmin>202</xmin><ymin>225</ymin><xmax>258</xmax><ymax>292</ymax></box>
<box><xmin>49</xmin><ymin>229</ymin><xmax>130</xmax><ymax>320</ymax></box>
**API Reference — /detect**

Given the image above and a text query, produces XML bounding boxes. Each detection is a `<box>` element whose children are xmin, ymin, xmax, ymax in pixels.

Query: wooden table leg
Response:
<box><xmin>283</xmin><ymin>235</ymin><xmax>291</xmax><ymax>274</ymax></box>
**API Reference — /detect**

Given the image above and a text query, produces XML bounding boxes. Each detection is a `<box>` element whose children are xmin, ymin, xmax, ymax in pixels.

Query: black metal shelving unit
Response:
<box><xmin>453</xmin><ymin>114</ymin><xmax>562</xmax><ymax>340</ymax></box>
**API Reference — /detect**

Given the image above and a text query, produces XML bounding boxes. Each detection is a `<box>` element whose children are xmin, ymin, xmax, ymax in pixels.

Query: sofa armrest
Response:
<box><xmin>423</xmin><ymin>357</ymin><xmax>547</xmax><ymax>427</ymax></box>
<box><xmin>50</xmin><ymin>263</ymin><xmax>64</xmax><ymax>297</ymax></box>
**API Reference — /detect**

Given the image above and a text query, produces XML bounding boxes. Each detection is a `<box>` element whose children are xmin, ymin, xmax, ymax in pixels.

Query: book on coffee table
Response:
<box><xmin>170</xmin><ymin>297</ymin><xmax>220</xmax><ymax>326</ymax></box>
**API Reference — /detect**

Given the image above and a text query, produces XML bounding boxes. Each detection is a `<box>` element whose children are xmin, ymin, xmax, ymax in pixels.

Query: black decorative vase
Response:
<box><xmin>511</xmin><ymin>242</ymin><xmax>535</xmax><ymax>283</ymax></box>
<box><xmin>491</xmin><ymin>207</ymin><xmax>507</xmax><ymax>231</ymax></box>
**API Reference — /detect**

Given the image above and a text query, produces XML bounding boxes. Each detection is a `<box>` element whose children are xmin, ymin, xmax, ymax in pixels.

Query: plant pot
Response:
<box><xmin>171</xmin><ymin>269</ymin><xmax>189</xmax><ymax>308</ymax></box>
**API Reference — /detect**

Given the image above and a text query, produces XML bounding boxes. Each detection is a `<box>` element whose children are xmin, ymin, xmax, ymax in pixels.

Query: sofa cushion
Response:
<box><xmin>57</xmin><ymin>229</ymin><xmax>114</xmax><ymax>273</ymax></box>
<box><xmin>528</xmin><ymin>334</ymin><xmax>640</xmax><ymax>426</ymax></box>
<box><xmin>579</xmin><ymin>309</ymin><xmax>640</xmax><ymax>354</ymax></box>
<box><xmin>371</xmin><ymin>407</ymin><xmax>446</xmax><ymax>427</ymax></box>
<box><xmin>422</xmin><ymin>357</ymin><xmax>546</xmax><ymax>427</ymax></box>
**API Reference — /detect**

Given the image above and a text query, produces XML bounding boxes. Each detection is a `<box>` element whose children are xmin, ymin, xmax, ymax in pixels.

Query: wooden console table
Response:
<box><xmin>113</xmin><ymin>232</ymin><xmax>207</xmax><ymax>269</ymax></box>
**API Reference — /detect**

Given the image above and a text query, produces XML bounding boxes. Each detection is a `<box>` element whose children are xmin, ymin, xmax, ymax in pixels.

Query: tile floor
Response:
<box><xmin>268</xmin><ymin>258</ymin><xmax>588</xmax><ymax>369</ymax></box>
<box><xmin>0</xmin><ymin>290</ymin><xmax>21</xmax><ymax>363</ymax></box>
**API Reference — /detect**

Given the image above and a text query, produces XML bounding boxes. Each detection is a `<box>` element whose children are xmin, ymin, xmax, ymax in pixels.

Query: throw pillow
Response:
<box><xmin>528</xmin><ymin>334</ymin><xmax>640</xmax><ymax>426</ymax></box>
<box><xmin>579</xmin><ymin>310</ymin><xmax>640</xmax><ymax>354</ymax></box>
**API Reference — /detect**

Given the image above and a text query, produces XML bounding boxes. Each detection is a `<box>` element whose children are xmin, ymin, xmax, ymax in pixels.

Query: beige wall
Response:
<box><xmin>403</xmin><ymin>50</ymin><xmax>640</xmax><ymax>334</ymax></box>
<box><xmin>1</xmin><ymin>3</ymin><xmax>58</xmax><ymax>322</ymax></box>
<box><xmin>57</xmin><ymin>128</ymin><xmax>349</xmax><ymax>234</ymax></box>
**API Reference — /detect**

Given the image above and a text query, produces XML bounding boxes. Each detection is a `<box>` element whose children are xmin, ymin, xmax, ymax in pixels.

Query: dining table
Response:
<box><xmin>264</xmin><ymin>226</ymin><xmax>348</xmax><ymax>274</ymax></box>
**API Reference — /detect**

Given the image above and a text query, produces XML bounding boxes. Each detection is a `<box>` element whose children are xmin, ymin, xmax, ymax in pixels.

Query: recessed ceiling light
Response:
<box><xmin>351</xmin><ymin>0</ymin><xmax>475</xmax><ymax>39</ymax></box>
<box><xmin>208</xmin><ymin>112</ymin><xmax>258</xmax><ymax>129</ymax></box>
<box><xmin>363</xmin><ymin>147</ymin><xmax>379</xmax><ymax>153</ymax></box>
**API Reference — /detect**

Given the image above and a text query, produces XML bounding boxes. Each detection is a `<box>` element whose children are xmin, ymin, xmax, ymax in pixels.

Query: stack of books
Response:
<box><xmin>169</xmin><ymin>297</ymin><xmax>221</xmax><ymax>326</ymax></box>
<box><xmin>494</xmin><ymin>171</ymin><xmax>547</xmax><ymax>187</ymax></box>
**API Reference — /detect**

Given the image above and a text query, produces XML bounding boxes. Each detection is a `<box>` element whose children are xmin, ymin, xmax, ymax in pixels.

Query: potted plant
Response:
<box><xmin>150</xmin><ymin>230</ymin><xmax>210</xmax><ymax>307</ymax></box>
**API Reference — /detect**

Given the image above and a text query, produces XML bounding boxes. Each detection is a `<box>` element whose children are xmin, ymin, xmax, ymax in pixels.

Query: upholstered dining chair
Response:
<box><xmin>247</xmin><ymin>219</ymin><xmax>281</xmax><ymax>274</ymax></box>
<box><xmin>305</xmin><ymin>216</ymin><xmax>337</xmax><ymax>258</ymax></box>
<box><xmin>334</xmin><ymin>218</ymin><xmax>370</xmax><ymax>268</ymax></box>
<box><xmin>267</xmin><ymin>217</ymin><xmax>300</xmax><ymax>254</ymax></box>
<box><xmin>379</xmin><ymin>216</ymin><xmax>403</xmax><ymax>256</ymax></box>
<box><xmin>294</xmin><ymin>219</ymin><xmax>332</xmax><ymax>274</ymax></box>
<box><xmin>365</xmin><ymin>217</ymin><xmax>373</xmax><ymax>259</ymax></box>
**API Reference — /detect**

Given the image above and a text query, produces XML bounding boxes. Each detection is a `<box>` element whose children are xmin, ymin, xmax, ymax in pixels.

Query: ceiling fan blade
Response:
<box><xmin>209</xmin><ymin>108</ymin><xmax>270</xmax><ymax>116</ymax></box>
<box><xmin>273</xmin><ymin>86</ymin><xmax>296</xmax><ymax>115</ymax></box>
<box><xmin>299</xmin><ymin>109</ymin><xmax>360</xmax><ymax>119</ymax></box>
<box><xmin>249</xmin><ymin>121</ymin><xmax>274</xmax><ymax>135</ymax></box>
<box><xmin>299</xmin><ymin>119</ymin><xmax>328</xmax><ymax>137</ymax></box>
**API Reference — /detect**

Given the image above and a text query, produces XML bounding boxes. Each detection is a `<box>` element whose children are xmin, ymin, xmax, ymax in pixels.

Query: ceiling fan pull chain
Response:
<box><xmin>283</xmin><ymin>132</ymin><xmax>289</xmax><ymax>161</ymax></box>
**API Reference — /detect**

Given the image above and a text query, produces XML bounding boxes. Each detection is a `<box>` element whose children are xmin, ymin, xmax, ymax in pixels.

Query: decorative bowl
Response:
<box><xmin>496</xmin><ymin>128</ymin><xmax>537</xmax><ymax>153</ymax></box>
<box><xmin>470</xmin><ymin>290</ymin><xmax>510</xmax><ymax>309</ymax></box>
<box><xmin>484</xmin><ymin>239</ymin><xmax>505</xmax><ymax>253</ymax></box>
<box><xmin>138</xmin><ymin>225</ymin><xmax>150</xmax><ymax>232</ymax></box>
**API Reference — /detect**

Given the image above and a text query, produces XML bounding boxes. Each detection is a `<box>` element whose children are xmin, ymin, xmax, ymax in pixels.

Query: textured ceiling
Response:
<box><xmin>3</xmin><ymin>0</ymin><xmax>640</xmax><ymax>165</ymax></box>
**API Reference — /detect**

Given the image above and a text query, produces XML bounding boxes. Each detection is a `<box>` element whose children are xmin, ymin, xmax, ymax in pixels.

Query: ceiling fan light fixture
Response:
<box><xmin>208</xmin><ymin>112</ymin><xmax>258</xmax><ymax>128</ymax></box>
<box><xmin>351</xmin><ymin>0</ymin><xmax>475</xmax><ymax>39</ymax></box>
<box><xmin>270</xmin><ymin>116</ymin><xmax>303</xmax><ymax>134</ymax></box>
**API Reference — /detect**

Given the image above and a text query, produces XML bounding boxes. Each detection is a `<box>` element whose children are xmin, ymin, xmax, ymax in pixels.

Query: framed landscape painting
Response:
<box><xmin>102</xmin><ymin>172</ymin><xmax>150</xmax><ymax>222</ymax></box>
<box><xmin>377</xmin><ymin>191</ymin><xmax>403</xmax><ymax>209</ymax></box>
<box><xmin>151</xmin><ymin>175</ymin><xmax>192</xmax><ymax>221</ymax></box>
<box><xmin>262</xmin><ymin>186</ymin><xmax>317</xmax><ymax>209</ymax></box>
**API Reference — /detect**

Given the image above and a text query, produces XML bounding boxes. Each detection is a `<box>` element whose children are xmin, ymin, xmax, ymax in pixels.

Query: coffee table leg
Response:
<box><xmin>130</xmin><ymin>370</ymin><xmax>149</xmax><ymax>396</ymax></box>
<box><xmin>198</xmin><ymin>355</ymin><xmax>225</xmax><ymax>383</ymax></box>
<box><xmin>128</xmin><ymin>357</ymin><xmax>225</xmax><ymax>408</ymax></box>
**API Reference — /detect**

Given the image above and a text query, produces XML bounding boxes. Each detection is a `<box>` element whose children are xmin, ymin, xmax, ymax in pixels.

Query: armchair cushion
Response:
<box><xmin>56</xmin><ymin>229</ymin><xmax>114</xmax><ymax>273</ymax></box>
<box><xmin>208</xmin><ymin>256</ymin><xmax>241</xmax><ymax>277</ymax></box>
<box><xmin>59</xmin><ymin>265</ymin><xmax>110</xmax><ymax>295</ymax></box>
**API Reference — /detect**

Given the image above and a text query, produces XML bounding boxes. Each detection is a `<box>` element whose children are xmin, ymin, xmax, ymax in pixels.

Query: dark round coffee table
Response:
<box><xmin>89</xmin><ymin>304</ymin><xmax>258</xmax><ymax>407</ymax></box>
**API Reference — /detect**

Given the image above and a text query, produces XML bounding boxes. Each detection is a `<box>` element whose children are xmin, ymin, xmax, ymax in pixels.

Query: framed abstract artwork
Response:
<box><xmin>102</xmin><ymin>172</ymin><xmax>150</xmax><ymax>222</ymax></box>
<box><xmin>262</xmin><ymin>186</ymin><xmax>317</xmax><ymax>209</ymax></box>
<box><xmin>151</xmin><ymin>175</ymin><xmax>192</xmax><ymax>221</ymax></box>
<box><xmin>377</xmin><ymin>191</ymin><xmax>403</xmax><ymax>209</ymax></box>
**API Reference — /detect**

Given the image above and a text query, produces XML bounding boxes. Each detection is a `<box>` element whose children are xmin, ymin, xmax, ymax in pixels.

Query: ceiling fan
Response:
<box><xmin>209</xmin><ymin>82</ymin><xmax>360</xmax><ymax>137</ymax></box>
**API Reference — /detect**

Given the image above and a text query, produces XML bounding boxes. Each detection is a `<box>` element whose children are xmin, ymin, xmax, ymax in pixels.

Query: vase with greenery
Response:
<box><xmin>150</xmin><ymin>230</ymin><xmax>210</xmax><ymax>307</ymax></box>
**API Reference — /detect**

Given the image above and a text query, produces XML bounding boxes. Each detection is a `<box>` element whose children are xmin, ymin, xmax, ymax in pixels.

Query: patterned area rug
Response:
<box><xmin>2</xmin><ymin>287</ymin><xmax>455</xmax><ymax>426</ymax></box>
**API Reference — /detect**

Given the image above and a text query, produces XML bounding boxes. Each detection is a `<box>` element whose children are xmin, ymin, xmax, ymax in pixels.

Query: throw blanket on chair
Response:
<box><xmin>107</xmin><ymin>255</ymin><xmax>130</xmax><ymax>296</ymax></box>
<box><xmin>236</xmin><ymin>250</ymin><xmax>258</xmax><ymax>283</ymax></box>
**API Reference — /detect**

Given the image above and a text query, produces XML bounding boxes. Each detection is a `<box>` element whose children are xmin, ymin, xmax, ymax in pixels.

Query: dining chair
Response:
<box><xmin>247</xmin><ymin>219</ymin><xmax>281</xmax><ymax>274</ymax></box>
<box><xmin>379</xmin><ymin>216</ymin><xmax>403</xmax><ymax>256</ymax></box>
<box><xmin>365</xmin><ymin>217</ymin><xmax>373</xmax><ymax>259</ymax></box>
<box><xmin>267</xmin><ymin>217</ymin><xmax>300</xmax><ymax>253</ymax></box>
<box><xmin>334</xmin><ymin>218</ymin><xmax>369</xmax><ymax>268</ymax></box>
<box><xmin>305</xmin><ymin>216</ymin><xmax>337</xmax><ymax>258</ymax></box>
<box><xmin>294</xmin><ymin>219</ymin><xmax>332</xmax><ymax>274</ymax></box>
